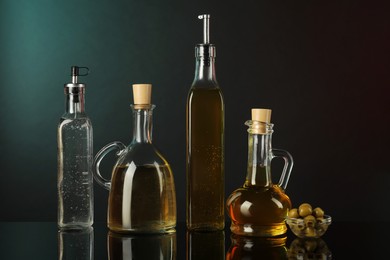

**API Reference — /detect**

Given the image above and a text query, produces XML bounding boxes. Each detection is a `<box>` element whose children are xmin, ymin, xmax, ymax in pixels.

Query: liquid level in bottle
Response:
<box><xmin>227</xmin><ymin>184</ymin><xmax>291</xmax><ymax>237</ymax></box>
<box><xmin>108</xmin><ymin>164</ymin><xmax>176</xmax><ymax>233</ymax></box>
<box><xmin>186</xmin><ymin>87</ymin><xmax>224</xmax><ymax>231</ymax></box>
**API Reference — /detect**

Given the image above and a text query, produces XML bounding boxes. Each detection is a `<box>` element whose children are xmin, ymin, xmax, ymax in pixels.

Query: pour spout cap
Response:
<box><xmin>132</xmin><ymin>84</ymin><xmax>152</xmax><ymax>108</ymax></box>
<box><xmin>252</xmin><ymin>108</ymin><xmax>272</xmax><ymax>123</ymax></box>
<box><xmin>198</xmin><ymin>14</ymin><xmax>210</xmax><ymax>44</ymax></box>
<box><xmin>70</xmin><ymin>66</ymin><xmax>89</xmax><ymax>84</ymax></box>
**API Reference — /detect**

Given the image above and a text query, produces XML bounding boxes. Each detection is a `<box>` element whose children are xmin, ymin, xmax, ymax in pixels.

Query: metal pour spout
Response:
<box><xmin>198</xmin><ymin>14</ymin><xmax>210</xmax><ymax>44</ymax></box>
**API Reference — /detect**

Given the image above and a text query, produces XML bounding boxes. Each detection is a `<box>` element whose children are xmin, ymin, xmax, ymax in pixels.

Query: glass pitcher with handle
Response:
<box><xmin>226</xmin><ymin>108</ymin><xmax>293</xmax><ymax>237</ymax></box>
<box><xmin>93</xmin><ymin>84</ymin><xmax>176</xmax><ymax>234</ymax></box>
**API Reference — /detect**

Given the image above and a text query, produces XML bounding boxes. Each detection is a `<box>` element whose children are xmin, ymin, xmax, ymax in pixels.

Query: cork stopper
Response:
<box><xmin>132</xmin><ymin>84</ymin><xmax>152</xmax><ymax>108</ymax></box>
<box><xmin>252</xmin><ymin>108</ymin><xmax>272</xmax><ymax>123</ymax></box>
<box><xmin>250</xmin><ymin>108</ymin><xmax>272</xmax><ymax>134</ymax></box>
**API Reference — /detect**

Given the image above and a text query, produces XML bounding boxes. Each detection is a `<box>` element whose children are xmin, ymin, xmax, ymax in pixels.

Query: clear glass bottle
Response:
<box><xmin>94</xmin><ymin>84</ymin><xmax>176</xmax><ymax>233</ymax></box>
<box><xmin>57</xmin><ymin>66</ymin><xmax>93</xmax><ymax>229</ymax></box>
<box><xmin>186</xmin><ymin>14</ymin><xmax>225</xmax><ymax>231</ymax></box>
<box><xmin>226</xmin><ymin>109</ymin><xmax>293</xmax><ymax>237</ymax></box>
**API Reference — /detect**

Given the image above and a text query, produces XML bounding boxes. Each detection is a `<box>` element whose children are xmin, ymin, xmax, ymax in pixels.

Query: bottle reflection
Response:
<box><xmin>288</xmin><ymin>237</ymin><xmax>332</xmax><ymax>259</ymax></box>
<box><xmin>58</xmin><ymin>227</ymin><xmax>94</xmax><ymax>260</ymax></box>
<box><xmin>108</xmin><ymin>231</ymin><xmax>176</xmax><ymax>260</ymax></box>
<box><xmin>186</xmin><ymin>230</ymin><xmax>225</xmax><ymax>260</ymax></box>
<box><xmin>226</xmin><ymin>234</ymin><xmax>288</xmax><ymax>260</ymax></box>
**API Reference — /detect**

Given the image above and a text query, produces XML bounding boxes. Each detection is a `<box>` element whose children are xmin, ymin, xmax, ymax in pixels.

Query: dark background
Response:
<box><xmin>0</xmin><ymin>0</ymin><xmax>389</xmax><ymax>223</ymax></box>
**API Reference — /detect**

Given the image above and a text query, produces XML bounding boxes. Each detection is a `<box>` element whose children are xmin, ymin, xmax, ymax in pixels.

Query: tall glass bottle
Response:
<box><xmin>58</xmin><ymin>66</ymin><xmax>93</xmax><ymax>229</ymax></box>
<box><xmin>186</xmin><ymin>14</ymin><xmax>225</xmax><ymax>231</ymax></box>
<box><xmin>226</xmin><ymin>109</ymin><xmax>293</xmax><ymax>237</ymax></box>
<box><xmin>94</xmin><ymin>84</ymin><xmax>176</xmax><ymax>233</ymax></box>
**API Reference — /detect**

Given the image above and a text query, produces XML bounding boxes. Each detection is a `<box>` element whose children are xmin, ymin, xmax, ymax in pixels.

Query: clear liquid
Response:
<box><xmin>58</xmin><ymin>117</ymin><xmax>93</xmax><ymax>229</ymax></box>
<box><xmin>186</xmin><ymin>87</ymin><xmax>224</xmax><ymax>231</ymax></box>
<box><xmin>108</xmin><ymin>164</ymin><xmax>176</xmax><ymax>233</ymax></box>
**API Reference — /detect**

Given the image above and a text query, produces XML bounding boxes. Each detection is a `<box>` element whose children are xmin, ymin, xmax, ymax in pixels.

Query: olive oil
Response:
<box><xmin>186</xmin><ymin>14</ymin><xmax>225</xmax><ymax>231</ymax></box>
<box><xmin>108</xmin><ymin>164</ymin><xmax>176</xmax><ymax>233</ymax></box>
<box><xmin>227</xmin><ymin>168</ymin><xmax>291</xmax><ymax>236</ymax></box>
<box><xmin>186</xmin><ymin>88</ymin><xmax>224</xmax><ymax>230</ymax></box>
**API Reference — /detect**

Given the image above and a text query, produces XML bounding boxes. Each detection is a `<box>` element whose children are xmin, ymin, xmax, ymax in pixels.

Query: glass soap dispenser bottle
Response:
<box><xmin>226</xmin><ymin>108</ymin><xmax>293</xmax><ymax>237</ymax></box>
<box><xmin>57</xmin><ymin>66</ymin><xmax>93</xmax><ymax>229</ymax></box>
<box><xmin>186</xmin><ymin>14</ymin><xmax>225</xmax><ymax>231</ymax></box>
<box><xmin>93</xmin><ymin>84</ymin><xmax>176</xmax><ymax>233</ymax></box>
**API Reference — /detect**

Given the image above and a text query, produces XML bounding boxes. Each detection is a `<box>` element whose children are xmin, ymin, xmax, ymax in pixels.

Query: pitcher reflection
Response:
<box><xmin>108</xmin><ymin>231</ymin><xmax>176</xmax><ymax>260</ymax></box>
<box><xmin>226</xmin><ymin>234</ymin><xmax>288</xmax><ymax>260</ymax></box>
<box><xmin>58</xmin><ymin>227</ymin><xmax>94</xmax><ymax>260</ymax></box>
<box><xmin>186</xmin><ymin>230</ymin><xmax>225</xmax><ymax>260</ymax></box>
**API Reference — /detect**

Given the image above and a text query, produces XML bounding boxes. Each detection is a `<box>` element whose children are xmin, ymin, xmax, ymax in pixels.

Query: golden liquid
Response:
<box><xmin>108</xmin><ymin>164</ymin><xmax>176</xmax><ymax>233</ymax></box>
<box><xmin>186</xmin><ymin>87</ymin><xmax>224</xmax><ymax>231</ymax></box>
<box><xmin>226</xmin><ymin>167</ymin><xmax>291</xmax><ymax>237</ymax></box>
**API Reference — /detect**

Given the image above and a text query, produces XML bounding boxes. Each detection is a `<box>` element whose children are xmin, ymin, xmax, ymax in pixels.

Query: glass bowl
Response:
<box><xmin>286</xmin><ymin>215</ymin><xmax>331</xmax><ymax>238</ymax></box>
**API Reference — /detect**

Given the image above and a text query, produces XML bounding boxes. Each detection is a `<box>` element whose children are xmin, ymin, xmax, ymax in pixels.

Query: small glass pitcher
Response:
<box><xmin>226</xmin><ymin>108</ymin><xmax>293</xmax><ymax>237</ymax></box>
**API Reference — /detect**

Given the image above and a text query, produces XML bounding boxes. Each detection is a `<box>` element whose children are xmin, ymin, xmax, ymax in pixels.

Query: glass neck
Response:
<box><xmin>245</xmin><ymin>132</ymin><xmax>273</xmax><ymax>187</ymax></box>
<box><xmin>65</xmin><ymin>93</ymin><xmax>85</xmax><ymax>114</ymax></box>
<box><xmin>193</xmin><ymin>56</ymin><xmax>217</xmax><ymax>84</ymax></box>
<box><xmin>131</xmin><ymin>105</ymin><xmax>154</xmax><ymax>144</ymax></box>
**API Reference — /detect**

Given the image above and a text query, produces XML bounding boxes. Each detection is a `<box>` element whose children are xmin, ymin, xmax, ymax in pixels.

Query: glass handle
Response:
<box><xmin>271</xmin><ymin>148</ymin><xmax>294</xmax><ymax>190</ymax></box>
<box><xmin>93</xmin><ymin>141</ymin><xmax>126</xmax><ymax>190</ymax></box>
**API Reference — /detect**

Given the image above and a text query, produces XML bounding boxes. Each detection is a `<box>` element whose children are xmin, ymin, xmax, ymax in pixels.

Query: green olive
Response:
<box><xmin>305</xmin><ymin>227</ymin><xmax>317</xmax><ymax>237</ymax></box>
<box><xmin>304</xmin><ymin>215</ymin><xmax>316</xmax><ymax>227</ymax></box>
<box><xmin>299</xmin><ymin>203</ymin><xmax>312</xmax><ymax>217</ymax></box>
<box><xmin>313</xmin><ymin>207</ymin><xmax>324</xmax><ymax>218</ymax></box>
<box><xmin>288</xmin><ymin>208</ymin><xmax>299</xmax><ymax>218</ymax></box>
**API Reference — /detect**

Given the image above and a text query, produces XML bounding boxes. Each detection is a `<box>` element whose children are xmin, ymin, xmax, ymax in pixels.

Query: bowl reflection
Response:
<box><xmin>288</xmin><ymin>237</ymin><xmax>332</xmax><ymax>259</ymax></box>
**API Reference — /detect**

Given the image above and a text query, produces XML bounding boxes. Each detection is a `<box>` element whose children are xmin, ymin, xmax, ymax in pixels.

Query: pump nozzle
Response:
<box><xmin>198</xmin><ymin>14</ymin><xmax>210</xmax><ymax>44</ymax></box>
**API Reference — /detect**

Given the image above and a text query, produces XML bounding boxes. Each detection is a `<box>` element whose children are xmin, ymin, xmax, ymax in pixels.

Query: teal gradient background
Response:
<box><xmin>0</xmin><ymin>0</ymin><xmax>389</xmax><ymax>223</ymax></box>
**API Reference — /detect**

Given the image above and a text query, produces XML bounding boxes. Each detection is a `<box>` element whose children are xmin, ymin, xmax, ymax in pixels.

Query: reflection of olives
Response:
<box><xmin>298</xmin><ymin>203</ymin><xmax>312</xmax><ymax>217</ymax></box>
<box><xmin>288</xmin><ymin>238</ymin><xmax>332</xmax><ymax>259</ymax></box>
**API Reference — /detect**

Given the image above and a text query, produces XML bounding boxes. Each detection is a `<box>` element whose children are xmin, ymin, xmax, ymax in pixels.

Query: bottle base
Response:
<box><xmin>108</xmin><ymin>223</ymin><xmax>176</xmax><ymax>234</ymax></box>
<box><xmin>186</xmin><ymin>222</ymin><xmax>225</xmax><ymax>232</ymax></box>
<box><xmin>58</xmin><ymin>221</ymin><xmax>93</xmax><ymax>230</ymax></box>
<box><xmin>230</xmin><ymin>222</ymin><xmax>287</xmax><ymax>237</ymax></box>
